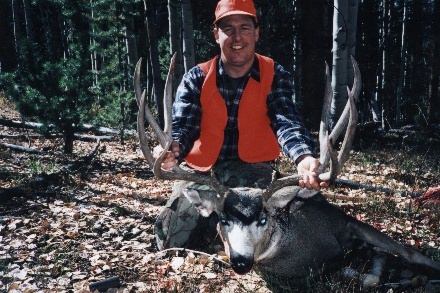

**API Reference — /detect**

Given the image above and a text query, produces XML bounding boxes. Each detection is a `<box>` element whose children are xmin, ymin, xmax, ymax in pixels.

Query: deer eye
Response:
<box><xmin>219</xmin><ymin>216</ymin><xmax>229</xmax><ymax>226</ymax></box>
<box><xmin>257</xmin><ymin>217</ymin><xmax>267</xmax><ymax>227</ymax></box>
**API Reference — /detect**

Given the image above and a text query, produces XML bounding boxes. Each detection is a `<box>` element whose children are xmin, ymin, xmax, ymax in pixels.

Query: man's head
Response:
<box><xmin>213</xmin><ymin>0</ymin><xmax>259</xmax><ymax>77</ymax></box>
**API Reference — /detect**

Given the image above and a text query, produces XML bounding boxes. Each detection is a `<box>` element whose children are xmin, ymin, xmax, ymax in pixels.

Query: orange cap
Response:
<box><xmin>214</xmin><ymin>0</ymin><xmax>257</xmax><ymax>24</ymax></box>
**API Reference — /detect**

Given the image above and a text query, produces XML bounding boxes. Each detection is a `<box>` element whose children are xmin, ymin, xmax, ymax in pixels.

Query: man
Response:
<box><xmin>154</xmin><ymin>0</ymin><xmax>326</xmax><ymax>250</ymax></box>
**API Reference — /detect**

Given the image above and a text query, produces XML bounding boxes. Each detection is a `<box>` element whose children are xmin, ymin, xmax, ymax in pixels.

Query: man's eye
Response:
<box><xmin>223</xmin><ymin>28</ymin><xmax>232</xmax><ymax>35</ymax></box>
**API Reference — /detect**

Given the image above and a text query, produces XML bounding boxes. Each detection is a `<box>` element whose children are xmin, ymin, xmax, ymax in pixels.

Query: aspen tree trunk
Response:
<box><xmin>396</xmin><ymin>0</ymin><xmax>408</xmax><ymax>126</ymax></box>
<box><xmin>11</xmin><ymin>0</ymin><xmax>23</xmax><ymax>62</ymax></box>
<box><xmin>125</xmin><ymin>18</ymin><xmax>138</xmax><ymax>68</ymax></box>
<box><xmin>380</xmin><ymin>0</ymin><xmax>390</xmax><ymax>128</ymax></box>
<box><xmin>116</xmin><ymin>1</ymin><xmax>131</xmax><ymax>144</ymax></box>
<box><xmin>168</xmin><ymin>0</ymin><xmax>183</xmax><ymax>92</ymax></box>
<box><xmin>90</xmin><ymin>0</ymin><xmax>99</xmax><ymax>89</ymax></box>
<box><xmin>330</xmin><ymin>0</ymin><xmax>349</xmax><ymax>127</ymax></box>
<box><xmin>181</xmin><ymin>0</ymin><xmax>195</xmax><ymax>72</ymax></box>
<box><xmin>22</xmin><ymin>0</ymin><xmax>34</xmax><ymax>43</ymax></box>
<box><xmin>407</xmin><ymin>0</ymin><xmax>424</xmax><ymax>125</ymax></box>
<box><xmin>144</xmin><ymin>0</ymin><xmax>164</xmax><ymax>126</ymax></box>
<box><xmin>292</xmin><ymin>0</ymin><xmax>302</xmax><ymax>109</ymax></box>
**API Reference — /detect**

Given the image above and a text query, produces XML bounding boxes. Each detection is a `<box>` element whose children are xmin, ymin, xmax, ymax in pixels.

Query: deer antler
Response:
<box><xmin>135</xmin><ymin>56</ymin><xmax>227</xmax><ymax>195</ymax></box>
<box><xmin>263</xmin><ymin>56</ymin><xmax>361</xmax><ymax>200</ymax></box>
<box><xmin>319</xmin><ymin>55</ymin><xmax>360</xmax><ymax>181</ymax></box>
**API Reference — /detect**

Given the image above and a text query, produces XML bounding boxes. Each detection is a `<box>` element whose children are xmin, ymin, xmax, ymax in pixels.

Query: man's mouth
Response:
<box><xmin>232</xmin><ymin>44</ymin><xmax>244</xmax><ymax>50</ymax></box>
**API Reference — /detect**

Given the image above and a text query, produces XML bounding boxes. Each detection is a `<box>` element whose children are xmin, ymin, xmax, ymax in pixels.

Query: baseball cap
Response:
<box><xmin>214</xmin><ymin>0</ymin><xmax>257</xmax><ymax>24</ymax></box>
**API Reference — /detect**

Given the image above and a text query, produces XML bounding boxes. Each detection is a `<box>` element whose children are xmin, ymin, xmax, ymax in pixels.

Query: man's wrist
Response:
<box><xmin>294</xmin><ymin>154</ymin><xmax>314</xmax><ymax>165</ymax></box>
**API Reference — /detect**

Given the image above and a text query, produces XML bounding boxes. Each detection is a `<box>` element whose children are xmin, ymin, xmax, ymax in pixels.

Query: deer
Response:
<box><xmin>134</xmin><ymin>55</ymin><xmax>440</xmax><ymax>290</ymax></box>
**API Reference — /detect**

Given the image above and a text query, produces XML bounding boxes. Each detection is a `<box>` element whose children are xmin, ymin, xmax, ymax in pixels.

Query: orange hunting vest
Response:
<box><xmin>185</xmin><ymin>54</ymin><xmax>280</xmax><ymax>171</ymax></box>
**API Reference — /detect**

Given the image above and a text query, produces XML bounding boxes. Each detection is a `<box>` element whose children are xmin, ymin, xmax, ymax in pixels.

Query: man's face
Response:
<box><xmin>214</xmin><ymin>14</ymin><xmax>259</xmax><ymax>72</ymax></box>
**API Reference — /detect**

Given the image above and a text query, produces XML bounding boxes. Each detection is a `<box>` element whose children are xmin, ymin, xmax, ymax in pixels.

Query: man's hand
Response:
<box><xmin>153</xmin><ymin>141</ymin><xmax>180</xmax><ymax>171</ymax></box>
<box><xmin>296</xmin><ymin>155</ymin><xmax>328</xmax><ymax>190</ymax></box>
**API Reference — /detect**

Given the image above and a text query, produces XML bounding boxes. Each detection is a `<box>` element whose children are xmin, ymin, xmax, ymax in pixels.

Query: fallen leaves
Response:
<box><xmin>1</xmin><ymin>113</ymin><xmax>440</xmax><ymax>292</ymax></box>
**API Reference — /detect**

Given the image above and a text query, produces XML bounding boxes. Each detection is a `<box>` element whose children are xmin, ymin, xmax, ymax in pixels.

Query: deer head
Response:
<box><xmin>135</xmin><ymin>55</ymin><xmax>361</xmax><ymax>275</ymax></box>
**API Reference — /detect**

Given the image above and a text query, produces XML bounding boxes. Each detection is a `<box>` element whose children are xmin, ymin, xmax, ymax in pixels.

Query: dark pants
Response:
<box><xmin>154</xmin><ymin>160</ymin><xmax>274</xmax><ymax>250</ymax></box>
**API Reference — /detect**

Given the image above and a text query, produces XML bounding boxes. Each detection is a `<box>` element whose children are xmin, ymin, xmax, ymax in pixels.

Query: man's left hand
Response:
<box><xmin>296</xmin><ymin>155</ymin><xmax>328</xmax><ymax>190</ymax></box>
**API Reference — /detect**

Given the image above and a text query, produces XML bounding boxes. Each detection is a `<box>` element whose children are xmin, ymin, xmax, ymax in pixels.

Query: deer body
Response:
<box><xmin>255</xmin><ymin>192</ymin><xmax>348</xmax><ymax>278</ymax></box>
<box><xmin>185</xmin><ymin>184</ymin><xmax>440</xmax><ymax>287</ymax></box>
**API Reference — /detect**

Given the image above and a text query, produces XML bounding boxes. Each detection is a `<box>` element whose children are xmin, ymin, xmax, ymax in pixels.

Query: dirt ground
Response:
<box><xmin>1</xmin><ymin>98</ymin><xmax>439</xmax><ymax>292</ymax></box>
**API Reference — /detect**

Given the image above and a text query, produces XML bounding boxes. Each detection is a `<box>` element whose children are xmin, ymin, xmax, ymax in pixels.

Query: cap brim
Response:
<box><xmin>214</xmin><ymin>11</ymin><xmax>257</xmax><ymax>24</ymax></box>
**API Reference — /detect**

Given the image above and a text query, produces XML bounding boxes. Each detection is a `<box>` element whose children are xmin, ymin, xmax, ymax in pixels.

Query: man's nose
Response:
<box><xmin>232</xmin><ymin>30</ymin><xmax>242</xmax><ymax>41</ymax></box>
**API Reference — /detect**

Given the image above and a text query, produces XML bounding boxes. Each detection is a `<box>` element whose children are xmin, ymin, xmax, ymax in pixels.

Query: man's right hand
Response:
<box><xmin>153</xmin><ymin>141</ymin><xmax>180</xmax><ymax>171</ymax></box>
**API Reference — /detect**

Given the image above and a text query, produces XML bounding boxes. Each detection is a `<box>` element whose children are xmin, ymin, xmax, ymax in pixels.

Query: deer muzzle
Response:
<box><xmin>230</xmin><ymin>251</ymin><xmax>254</xmax><ymax>274</ymax></box>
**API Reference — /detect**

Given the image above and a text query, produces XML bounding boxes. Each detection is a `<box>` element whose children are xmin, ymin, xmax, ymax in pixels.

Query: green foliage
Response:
<box><xmin>0</xmin><ymin>0</ymin><xmax>96</xmax><ymax>153</ymax></box>
<box><xmin>87</xmin><ymin>0</ymin><xmax>141</xmax><ymax>128</ymax></box>
<box><xmin>27</xmin><ymin>158</ymin><xmax>57</xmax><ymax>175</ymax></box>
<box><xmin>158</xmin><ymin>35</ymin><xmax>172</xmax><ymax>80</ymax></box>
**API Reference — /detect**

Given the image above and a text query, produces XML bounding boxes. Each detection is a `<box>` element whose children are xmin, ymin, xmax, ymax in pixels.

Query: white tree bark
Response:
<box><xmin>396</xmin><ymin>0</ymin><xmax>408</xmax><ymax>126</ymax></box>
<box><xmin>331</xmin><ymin>0</ymin><xmax>349</xmax><ymax>126</ymax></box>
<box><xmin>331</xmin><ymin>0</ymin><xmax>359</xmax><ymax>127</ymax></box>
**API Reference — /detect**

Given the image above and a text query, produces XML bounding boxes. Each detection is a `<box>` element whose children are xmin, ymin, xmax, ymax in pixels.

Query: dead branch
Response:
<box><xmin>74</xmin><ymin>134</ymin><xmax>114</xmax><ymax>142</ymax></box>
<box><xmin>0</xmin><ymin>117</ymin><xmax>136</xmax><ymax>137</ymax></box>
<box><xmin>334</xmin><ymin>178</ymin><xmax>423</xmax><ymax>198</ymax></box>
<box><xmin>0</xmin><ymin>133</ymin><xmax>61</xmax><ymax>139</ymax></box>
<box><xmin>89</xmin><ymin>276</ymin><xmax>121</xmax><ymax>292</ymax></box>
<box><xmin>0</xmin><ymin>132</ymin><xmax>113</xmax><ymax>142</ymax></box>
<box><xmin>0</xmin><ymin>142</ymin><xmax>43</xmax><ymax>154</ymax></box>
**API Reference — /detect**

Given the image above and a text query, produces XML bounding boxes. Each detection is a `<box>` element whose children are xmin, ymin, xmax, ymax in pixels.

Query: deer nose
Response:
<box><xmin>230</xmin><ymin>253</ymin><xmax>254</xmax><ymax>275</ymax></box>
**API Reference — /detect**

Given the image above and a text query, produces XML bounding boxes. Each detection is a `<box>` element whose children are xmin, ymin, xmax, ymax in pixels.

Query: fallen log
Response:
<box><xmin>0</xmin><ymin>133</ymin><xmax>113</xmax><ymax>142</ymax></box>
<box><xmin>0</xmin><ymin>133</ymin><xmax>60</xmax><ymax>139</ymax></box>
<box><xmin>0</xmin><ymin>117</ymin><xmax>136</xmax><ymax>136</ymax></box>
<box><xmin>335</xmin><ymin>178</ymin><xmax>423</xmax><ymax>198</ymax></box>
<box><xmin>0</xmin><ymin>142</ymin><xmax>43</xmax><ymax>154</ymax></box>
<box><xmin>74</xmin><ymin>134</ymin><xmax>113</xmax><ymax>142</ymax></box>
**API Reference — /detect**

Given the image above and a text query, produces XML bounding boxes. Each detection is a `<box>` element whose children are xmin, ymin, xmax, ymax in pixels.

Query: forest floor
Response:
<box><xmin>1</xmin><ymin>96</ymin><xmax>440</xmax><ymax>292</ymax></box>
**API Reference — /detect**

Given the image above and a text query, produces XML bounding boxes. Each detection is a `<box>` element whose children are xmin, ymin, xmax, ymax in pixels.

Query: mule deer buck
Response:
<box><xmin>135</xmin><ymin>56</ymin><xmax>440</xmax><ymax>290</ymax></box>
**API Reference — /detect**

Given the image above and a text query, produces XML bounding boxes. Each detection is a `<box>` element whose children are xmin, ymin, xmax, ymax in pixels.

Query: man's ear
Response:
<box><xmin>213</xmin><ymin>27</ymin><xmax>220</xmax><ymax>44</ymax></box>
<box><xmin>254</xmin><ymin>26</ymin><xmax>259</xmax><ymax>42</ymax></box>
<box><xmin>182</xmin><ymin>187</ymin><xmax>220</xmax><ymax>217</ymax></box>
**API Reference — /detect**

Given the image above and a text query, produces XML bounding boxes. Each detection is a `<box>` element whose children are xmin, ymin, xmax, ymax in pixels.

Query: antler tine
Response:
<box><xmin>319</xmin><ymin>56</ymin><xmax>360</xmax><ymax>181</ymax></box>
<box><xmin>134</xmin><ymin>58</ymin><xmax>168</xmax><ymax>148</ymax></box>
<box><xmin>329</xmin><ymin>56</ymin><xmax>361</xmax><ymax>143</ymax></box>
<box><xmin>163</xmin><ymin>53</ymin><xmax>177</xmax><ymax>137</ymax></box>
<box><xmin>137</xmin><ymin>88</ymin><xmax>157</xmax><ymax>169</ymax></box>
<box><xmin>134</xmin><ymin>58</ymin><xmax>143</xmax><ymax>107</ymax></box>
<box><xmin>336</xmin><ymin>58</ymin><xmax>360</xmax><ymax>168</ymax></box>
<box><xmin>318</xmin><ymin>62</ymin><xmax>333</xmax><ymax>173</ymax></box>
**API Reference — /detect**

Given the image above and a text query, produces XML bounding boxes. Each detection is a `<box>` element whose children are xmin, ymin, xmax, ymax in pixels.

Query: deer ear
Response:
<box><xmin>265</xmin><ymin>186</ymin><xmax>301</xmax><ymax>212</ymax></box>
<box><xmin>182</xmin><ymin>187</ymin><xmax>219</xmax><ymax>217</ymax></box>
<box><xmin>265</xmin><ymin>186</ymin><xmax>319</xmax><ymax>214</ymax></box>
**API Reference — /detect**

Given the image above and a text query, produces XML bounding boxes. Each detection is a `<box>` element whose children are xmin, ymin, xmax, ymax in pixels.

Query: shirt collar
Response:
<box><xmin>217</xmin><ymin>55</ymin><xmax>261</xmax><ymax>82</ymax></box>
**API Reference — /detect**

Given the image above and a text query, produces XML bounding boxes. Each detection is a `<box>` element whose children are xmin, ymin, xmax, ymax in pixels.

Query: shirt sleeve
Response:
<box><xmin>267</xmin><ymin>63</ymin><xmax>316</xmax><ymax>164</ymax></box>
<box><xmin>171</xmin><ymin>65</ymin><xmax>205</xmax><ymax>158</ymax></box>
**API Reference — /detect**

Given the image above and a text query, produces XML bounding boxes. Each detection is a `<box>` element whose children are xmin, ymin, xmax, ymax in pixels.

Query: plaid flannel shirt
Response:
<box><xmin>172</xmin><ymin>56</ymin><xmax>316</xmax><ymax>164</ymax></box>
